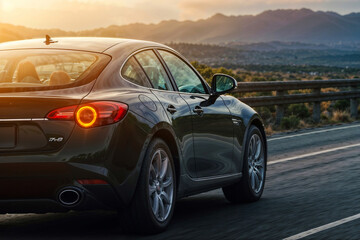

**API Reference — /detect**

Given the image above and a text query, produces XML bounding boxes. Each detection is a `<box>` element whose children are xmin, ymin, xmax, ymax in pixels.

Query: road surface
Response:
<box><xmin>1</xmin><ymin>122</ymin><xmax>360</xmax><ymax>239</ymax></box>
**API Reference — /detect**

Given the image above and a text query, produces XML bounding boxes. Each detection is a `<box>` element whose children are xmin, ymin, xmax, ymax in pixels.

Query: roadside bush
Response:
<box><xmin>333</xmin><ymin>99</ymin><xmax>350</xmax><ymax>111</ymax></box>
<box><xmin>255</xmin><ymin>107</ymin><xmax>272</xmax><ymax>121</ymax></box>
<box><xmin>321</xmin><ymin>111</ymin><xmax>331</xmax><ymax>121</ymax></box>
<box><xmin>287</xmin><ymin>104</ymin><xmax>310</xmax><ymax>119</ymax></box>
<box><xmin>332</xmin><ymin>110</ymin><xmax>351</xmax><ymax>122</ymax></box>
<box><xmin>280</xmin><ymin>115</ymin><xmax>300</xmax><ymax>129</ymax></box>
<box><xmin>321</xmin><ymin>101</ymin><xmax>331</xmax><ymax>112</ymax></box>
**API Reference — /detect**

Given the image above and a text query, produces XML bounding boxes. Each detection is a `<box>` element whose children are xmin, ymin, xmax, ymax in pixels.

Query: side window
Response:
<box><xmin>158</xmin><ymin>50</ymin><xmax>206</xmax><ymax>94</ymax></box>
<box><xmin>121</xmin><ymin>56</ymin><xmax>151</xmax><ymax>87</ymax></box>
<box><xmin>134</xmin><ymin>50</ymin><xmax>173</xmax><ymax>91</ymax></box>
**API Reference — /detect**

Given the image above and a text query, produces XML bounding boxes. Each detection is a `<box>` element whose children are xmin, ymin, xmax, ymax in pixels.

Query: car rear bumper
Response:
<box><xmin>0</xmin><ymin>185</ymin><xmax>118</xmax><ymax>214</ymax></box>
<box><xmin>0</xmin><ymin>113</ymin><xmax>152</xmax><ymax>214</ymax></box>
<box><xmin>0</xmin><ymin>162</ymin><xmax>121</xmax><ymax>213</ymax></box>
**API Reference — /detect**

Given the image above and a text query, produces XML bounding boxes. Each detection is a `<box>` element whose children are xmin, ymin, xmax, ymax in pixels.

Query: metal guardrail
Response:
<box><xmin>235</xmin><ymin>79</ymin><xmax>360</xmax><ymax>124</ymax></box>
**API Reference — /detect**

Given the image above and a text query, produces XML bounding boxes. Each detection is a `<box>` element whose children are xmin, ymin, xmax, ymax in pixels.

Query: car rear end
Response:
<box><xmin>0</xmin><ymin>48</ymin><xmax>130</xmax><ymax>213</ymax></box>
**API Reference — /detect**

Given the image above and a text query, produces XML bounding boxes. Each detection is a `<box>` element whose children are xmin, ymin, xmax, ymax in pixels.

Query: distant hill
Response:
<box><xmin>0</xmin><ymin>23</ymin><xmax>73</xmax><ymax>43</ymax></box>
<box><xmin>168</xmin><ymin>42</ymin><xmax>360</xmax><ymax>68</ymax></box>
<box><xmin>1</xmin><ymin>9</ymin><xmax>360</xmax><ymax>44</ymax></box>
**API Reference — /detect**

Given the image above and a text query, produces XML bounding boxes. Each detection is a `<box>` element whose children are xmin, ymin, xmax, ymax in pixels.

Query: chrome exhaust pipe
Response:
<box><xmin>58</xmin><ymin>187</ymin><xmax>82</xmax><ymax>206</ymax></box>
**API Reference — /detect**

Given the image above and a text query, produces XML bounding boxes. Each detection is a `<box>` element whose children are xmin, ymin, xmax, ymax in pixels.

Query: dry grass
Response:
<box><xmin>299</xmin><ymin>120</ymin><xmax>311</xmax><ymax>128</ymax></box>
<box><xmin>321</xmin><ymin>101</ymin><xmax>331</xmax><ymax>112</ymax></box>
<box><xmin>331</xmin><ymin>110</ymin><xmax>352</xmax><ymax>122</ymax></box>
<box><xmin>265</xmin><ymin>125</ymin><xmax>274</xmax><ymax>136</ymax></box>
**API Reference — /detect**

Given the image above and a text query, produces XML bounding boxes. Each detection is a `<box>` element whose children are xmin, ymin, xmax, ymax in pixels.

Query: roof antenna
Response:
<box><xmin>44</xmin><ymin>35</ymin><xmax>58</xmax><ymax>45</ymax></box>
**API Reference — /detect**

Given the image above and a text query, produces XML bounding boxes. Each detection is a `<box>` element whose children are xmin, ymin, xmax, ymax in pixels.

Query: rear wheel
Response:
<box><xmin>119</xmin><ymin>138</ymin><xmax>176</xmax><ymax>234</ymax></box>
<box><xmin>223</xmin><ymin>125</ymin><xmax>266</xmax><ymax>203</ymax></box>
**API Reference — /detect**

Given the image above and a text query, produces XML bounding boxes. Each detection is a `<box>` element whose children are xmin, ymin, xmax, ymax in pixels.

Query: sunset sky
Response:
<box><xmin>0</xmin><ymin>0</ymin><xmax>360</xmax><ymax>30</ymax></box>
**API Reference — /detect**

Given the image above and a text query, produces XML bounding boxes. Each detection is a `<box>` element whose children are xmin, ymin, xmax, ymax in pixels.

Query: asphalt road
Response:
<box><xmin>1</xmin><ymin>122</ymin><xmax>360</xmax><ymax>239</ymax></box>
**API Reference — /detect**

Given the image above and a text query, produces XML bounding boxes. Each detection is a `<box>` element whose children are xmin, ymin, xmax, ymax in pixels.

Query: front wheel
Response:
<box><xmin>119</xmin><ymin>138</ymin><xmax>176</xmax><ymax>234</ymax></box>
<box><xmin>223</xmin><ymin>125</ymin><xmax>267</xmax><ymax>203</ymax></box>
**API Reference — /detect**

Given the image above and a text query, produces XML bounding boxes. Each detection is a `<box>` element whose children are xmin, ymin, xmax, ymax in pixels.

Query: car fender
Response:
<box><xmin>118</xmin><ymin>121</ymin><xmax>183</xmax><ymax>206</ymax></box>
<box><xmin>240</xmin><ymin>113</ymin><xmax>267</xmax><ymax>173</ymax></box>
<box><xmin>221</xmin><ymin>95</ymin><xmax>266</xmax><ymax>173</ymax></box>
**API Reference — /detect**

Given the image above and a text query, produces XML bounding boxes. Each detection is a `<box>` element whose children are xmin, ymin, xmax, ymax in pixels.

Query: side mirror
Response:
<box><xmin>211</xmin><ymin>74</ymin><xmax>237</xmax><ymax>95</ymax></box>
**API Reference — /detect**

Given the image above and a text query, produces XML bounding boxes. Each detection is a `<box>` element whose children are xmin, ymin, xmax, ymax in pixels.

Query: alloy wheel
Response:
<box><xmin>247</xmin><ymin>134</ymin><xmax>265</xmax><ymax>194</ymax></box>
<box><xmin>148</xmin><ymin>149</ymin><xmax>174</xmax><ymax>222</ymax></box>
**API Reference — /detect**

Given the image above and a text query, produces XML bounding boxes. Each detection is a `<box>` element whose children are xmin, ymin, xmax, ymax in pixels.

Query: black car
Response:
<box><xmin>0</xmin><ymin>37</ymin><xmax>267</xmax><ymax>233</ymax></box>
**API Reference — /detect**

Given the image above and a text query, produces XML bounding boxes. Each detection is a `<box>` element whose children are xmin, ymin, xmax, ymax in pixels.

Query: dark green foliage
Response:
<box><xmin>281</xmin><ymin>115</ymin><xmax>300</xmax><ymax>129</ymax></box>
<box><xmin>287</xmin><ymin>104</ymin><xmax>310</xmax><ymax>119</ymax></box>
<box><xmin>333</xmin><ymin>100</ymin><xmax>350</xmax><ymax>111</ymax></box>
<box><xmin>321</xmin><ymin>112</ymin><xmax>330</xmax><ymax>121</ymax></box>
<box><xmin>252</xmin><ymin>76</ymin><xmax>267</xmax><ymax>82</ymax></box>
<box><xmin>254</xmin><ymin>107</ymin><xmax>272</xmax><ymax>121</ymax></box>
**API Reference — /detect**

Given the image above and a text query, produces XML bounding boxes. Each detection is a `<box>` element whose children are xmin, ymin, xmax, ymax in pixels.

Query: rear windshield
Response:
<box><xmin>0</xmin><ymin>50</ymin><xmax>110</xmax><ymax>92</ymax></box>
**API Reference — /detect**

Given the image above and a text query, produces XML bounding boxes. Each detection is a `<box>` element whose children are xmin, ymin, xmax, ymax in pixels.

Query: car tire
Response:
<box><xmin>119</xmin><ymin>138</ymin><xmax>176</xmax><ymax>234</ymax></box>
<box><xmin>222</xmin><ymin>125</ymin><xmax>266</xmax><ymax>203</ymax></box>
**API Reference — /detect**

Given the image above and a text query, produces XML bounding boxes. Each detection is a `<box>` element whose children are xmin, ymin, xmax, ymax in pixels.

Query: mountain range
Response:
<box><xmin>1</xmin><ymin>8</ymin><xmax>360</xmax><ymax>44</ymax></box>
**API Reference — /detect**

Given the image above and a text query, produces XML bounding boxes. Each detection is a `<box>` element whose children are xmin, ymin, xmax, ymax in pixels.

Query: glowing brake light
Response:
<box><xmin>47</xmin><ymin>101</ymin><xmax>128</xmax><ymax>128</ymax></box>
<box><xmin>76</xmin><ymin>106</ymin><xmax>98</xmax><ymax>128</ymax></box>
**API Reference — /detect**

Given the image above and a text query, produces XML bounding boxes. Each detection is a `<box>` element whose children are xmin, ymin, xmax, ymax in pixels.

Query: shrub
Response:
<box><xmin>281</xmin><ymin>115</ymin><xmax>300</xmax><ymax>129</ymax></box>
<box><xmin>287</xmin><ymin>104</ymin><xmax>310</xmax><ymax>119</ymax></box>
<box><xmin>255</xmin><ymin>107</ymin><xmax>272</xmax><ymax>121</ymax></box>
<box><xmin>321</xmin><ymin>111</ymin><xmax>331</xmax><ymax>121</ymax></box>
<box><xmin>333</xmin><ymin>100</ymin><xmax>350</xmax><ymax>111</ymax></box>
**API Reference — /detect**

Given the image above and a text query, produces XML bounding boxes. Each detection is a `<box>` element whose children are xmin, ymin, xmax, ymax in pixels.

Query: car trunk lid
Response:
<box><xmin>0</xmin><ymin>85</ymin><xmax>92</xmax><ymax>153</ymax></box>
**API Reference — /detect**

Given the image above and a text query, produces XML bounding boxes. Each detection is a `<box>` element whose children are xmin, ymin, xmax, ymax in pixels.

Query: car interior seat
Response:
<box><xmin>16</xmin><ymin>61</ymin><xmax>41</xmax><ymax>84</ymax></box>
<box><xmin>49</xmin><ymin>71</ymin><xmax>72</xmax><ymax>86</ymax></box>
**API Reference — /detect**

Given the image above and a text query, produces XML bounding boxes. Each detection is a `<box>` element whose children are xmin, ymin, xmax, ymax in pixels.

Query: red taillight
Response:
<box><xmin>77</xmin><ymin>179</ymin><xmax>108</xmax><ymax>185</ymax></box>
<box><xmin>47</xmin><ymin>105</ymin><xmax>77</xmax><ymax>120</ymax></box>
<box><xmin>47</xmin><ymin>101</ymin><xmax>128</xmax><ymax>128</ymax></box>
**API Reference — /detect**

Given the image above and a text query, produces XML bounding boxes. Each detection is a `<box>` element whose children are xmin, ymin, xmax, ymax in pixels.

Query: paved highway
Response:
<box><xmin>1</xmin><ymin>122</ymin><xmax>360</xmax><ymax>239</ymax></box>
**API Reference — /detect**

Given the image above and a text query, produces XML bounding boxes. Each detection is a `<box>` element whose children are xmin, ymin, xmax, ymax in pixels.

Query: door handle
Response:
<box><xmin>166</xmin><ymin>105</ymin><xmax>177</xmax><ymax>114</ymax></box>
<box><xmin>193</xmin><ymin>106</ymin><xmax>204</xmax><ymax>115</ymax></box>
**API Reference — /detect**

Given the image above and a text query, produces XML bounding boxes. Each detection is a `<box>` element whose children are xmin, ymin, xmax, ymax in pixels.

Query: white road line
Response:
<box><xmin>283</xmin><ymin>213</ymin><xmax>360</xmax><ymax>240</ymax></box>
<box><xmin>268</xmin><ymin>124</ymin><xmax>360</xmax><ymax>142</ymax></box>
<box><xmin>268</xmin><ymin>143</ymin><xmax>360</xmax><ymax>165</ymax></box>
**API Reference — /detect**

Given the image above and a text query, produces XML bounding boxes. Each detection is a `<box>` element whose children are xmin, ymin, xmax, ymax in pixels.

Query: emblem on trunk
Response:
<box><xmin>48</xmin><ymin>137</ymin><xmax>64</xmax><ymax>142</ymax></box>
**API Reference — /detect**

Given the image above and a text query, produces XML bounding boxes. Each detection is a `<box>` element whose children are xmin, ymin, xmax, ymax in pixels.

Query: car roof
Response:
<box><xmin>0</xmin><ymin>37</ymin><xmax>167</xmax><ymax>53</ymax></box>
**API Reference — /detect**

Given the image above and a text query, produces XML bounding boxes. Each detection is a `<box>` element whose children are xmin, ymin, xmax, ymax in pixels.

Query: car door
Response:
<box><xmin>132</xmin><ymin>50</ymin><xmax>197</xmax><ymax>178</ymax></box>
<box><xmin>157</xmin><ymin>50</ymin><xmax>235</xmax><ymax>178</ymax></box>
